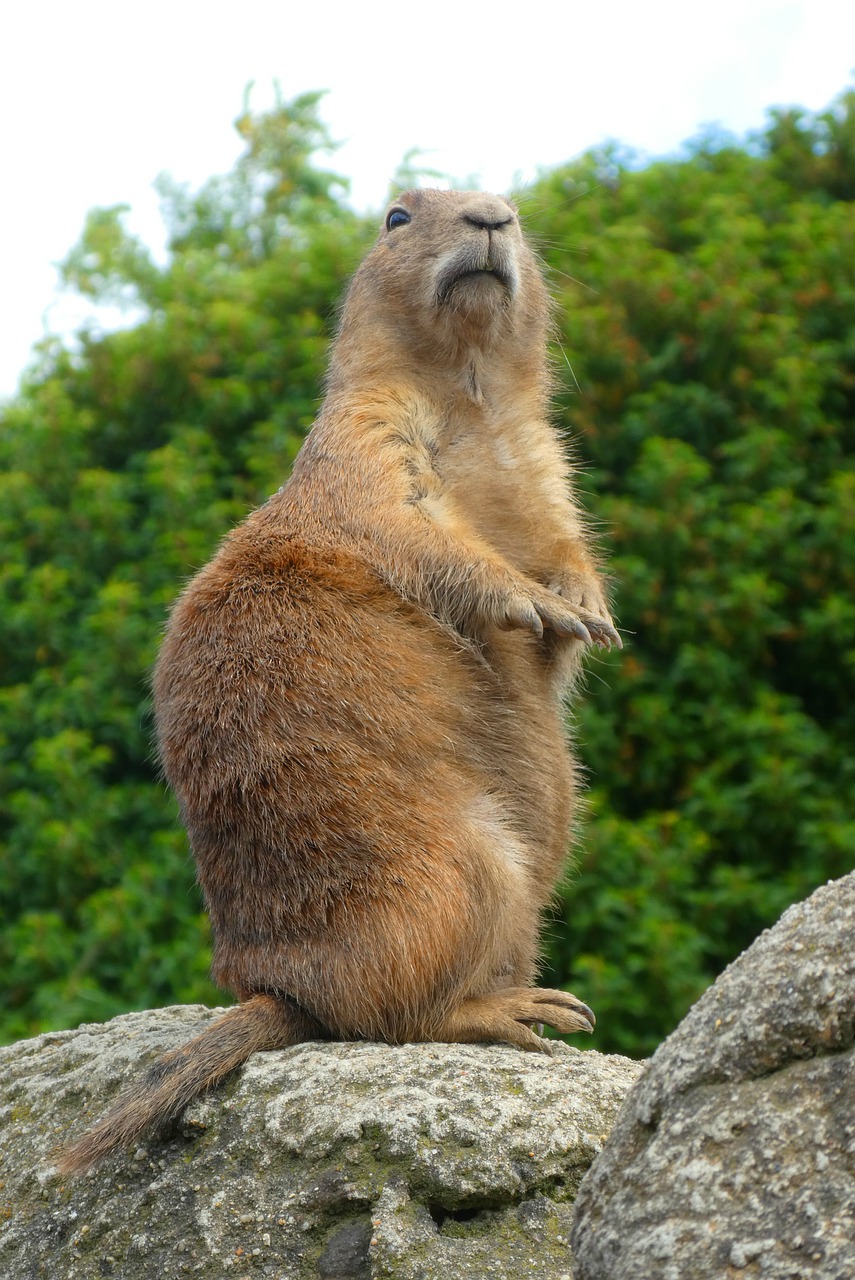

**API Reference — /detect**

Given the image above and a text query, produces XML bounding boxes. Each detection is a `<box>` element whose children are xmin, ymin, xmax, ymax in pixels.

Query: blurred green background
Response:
<box><xmin>2</xmin><ymin>89</ymin><xmax>854</xmax><ymax>1056</ymax></box>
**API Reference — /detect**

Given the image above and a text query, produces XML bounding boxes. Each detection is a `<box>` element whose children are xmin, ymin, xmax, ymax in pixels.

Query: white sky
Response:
<box><xmin>1</xmin><ymin>0</ymin><xmax>853</xmax><ymax>398</ymax></box>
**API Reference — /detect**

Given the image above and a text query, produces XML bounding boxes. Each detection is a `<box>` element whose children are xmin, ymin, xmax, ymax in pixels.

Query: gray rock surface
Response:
<box><xmin>0</xmin><ymin>1006</ymin><xmax>640</xmax><ymax>1279</ymax></box>
<box><xmin>572</xmin><ymin>871</ymin><xmax>855</xmax><ymax>1280</ymax></box>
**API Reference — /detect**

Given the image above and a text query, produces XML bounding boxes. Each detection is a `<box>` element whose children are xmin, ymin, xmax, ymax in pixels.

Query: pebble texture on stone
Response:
<box><xmin>0</xmin><ymin>1007</ymin><xmax>640</xmax><ymax>1278</ymax></box>
<box><xmin>571</xmin><ymin>871</ymin><xmax>855</xmax><ymax>1280</ymax></box>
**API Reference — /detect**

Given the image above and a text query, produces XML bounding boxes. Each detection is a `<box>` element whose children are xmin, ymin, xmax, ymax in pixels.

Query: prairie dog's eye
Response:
<box><xmin>386</xmin><ymin>208</ymin><xmax>411</xmax><ymax>231</ymax></box>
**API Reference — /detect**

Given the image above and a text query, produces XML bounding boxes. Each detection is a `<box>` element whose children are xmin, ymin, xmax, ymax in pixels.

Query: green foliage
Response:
<box><xmin>532</xmin><ymin>87</ymin><xmax>855</xmax><ymax>1053</ymax></box>
<box><xmin>2</xmin><ymin>88</ymin><xmax>854</xmax><ymax>1056</ymax></box>
<box><xmin>0</xmin><ymin>95</ymin><xmax>372</xmax><ymax>1043</ymax></box>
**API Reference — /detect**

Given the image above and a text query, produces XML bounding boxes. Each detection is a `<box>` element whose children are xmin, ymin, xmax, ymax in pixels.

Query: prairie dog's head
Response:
<box><xmin>386</xmin><ymin>189</ymin><xmax>522</xmax><ymax>306</ymax></box>
<box><xmin>335</xmin><ymin>189</ymin><xmax>550</xmax><ymax>372</ymax></box>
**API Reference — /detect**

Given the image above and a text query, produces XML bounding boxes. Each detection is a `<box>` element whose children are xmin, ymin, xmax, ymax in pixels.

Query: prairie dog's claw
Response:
<box><xmin>499</xmin><ymin>596</ymin><xmax>544</xmax><ymax>638</ymax></box>
<box><xmin>581</xmin><ymin>614</ymin><xmax>623</xmax><ymax>650</ymax></box>
<box><xmin>548</xmin><ymin>574</ymin><xmax>621</xmax><ymax>650</ymax></box>
<box><xmin>497</xmin><ymin>585</ymin><xmax>621</xmax><ymax>652</ymax></box>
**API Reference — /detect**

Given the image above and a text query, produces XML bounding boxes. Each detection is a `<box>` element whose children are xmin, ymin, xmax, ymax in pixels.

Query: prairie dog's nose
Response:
<box><xmin>461</xmin><ymin>197</ymin><xmax>516</xmax><ymax>232</ymax></box>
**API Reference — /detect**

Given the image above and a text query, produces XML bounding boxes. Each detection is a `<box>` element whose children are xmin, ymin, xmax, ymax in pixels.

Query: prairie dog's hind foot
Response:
<box><xmin>438</xmin><ymin>986</ymin><xmax>595</xmax><ymax>1053</ymax></box>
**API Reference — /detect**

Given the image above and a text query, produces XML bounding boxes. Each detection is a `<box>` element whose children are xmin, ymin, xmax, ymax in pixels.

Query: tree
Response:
<box><xmin>533</xmin><ymin>91</ymin><xmax>855</xmax><ymax>1052</ymax></box>
<box><xmin>2</xmin><ymin>88</ymin><xmax>854</xmax><ymax>1056</ymax></box>
<box><xmin>0</xmin><ymin>94</ymin><xmax>371</xmax><ymax>1043</ymax></box>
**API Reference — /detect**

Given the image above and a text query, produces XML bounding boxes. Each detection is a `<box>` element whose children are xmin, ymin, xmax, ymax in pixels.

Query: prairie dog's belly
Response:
<box><xmin>157</xmin><ymin>537</ymin><xmax>494</xmax><ymax>796</ymax></box>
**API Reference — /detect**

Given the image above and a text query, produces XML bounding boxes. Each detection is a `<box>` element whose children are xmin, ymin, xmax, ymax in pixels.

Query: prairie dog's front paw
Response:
<box><xmin>549</xmin><ymin>571</ymin><xmax>622</xmax><ymax>650</ymax></box>
<box><xmin>497</xmin><ymin>589</ymin><xmax>599</xmax><ymax>644</ymax></box>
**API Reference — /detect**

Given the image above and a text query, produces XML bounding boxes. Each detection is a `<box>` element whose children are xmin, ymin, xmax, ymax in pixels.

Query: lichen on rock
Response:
<box><xmin>571</xmin><ymin>871</ymin><xmax>855</xmax><ymax>1280</ymax></box>
<box><xmin>0</xmin><ymin>1008</ymin><xmax>640</xmax><ymax>1278</ymax></box>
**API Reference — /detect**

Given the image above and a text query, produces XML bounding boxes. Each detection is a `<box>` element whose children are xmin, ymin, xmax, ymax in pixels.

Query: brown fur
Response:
<box><xmin>57</xmin><ymin>190</ymin><xmax>619</xmax><ymax>1175</ymax></box>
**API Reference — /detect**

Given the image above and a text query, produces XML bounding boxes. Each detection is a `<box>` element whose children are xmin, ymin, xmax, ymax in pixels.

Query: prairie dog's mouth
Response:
<box><xmin>436</xmin><ymin>257</ymin><xmax>515</xmax><ymax>304</ymax></box>
<box><xmin>455</xmin><ymin>266</ymin><xmax>506</xmax><ymax>285</ymax></box>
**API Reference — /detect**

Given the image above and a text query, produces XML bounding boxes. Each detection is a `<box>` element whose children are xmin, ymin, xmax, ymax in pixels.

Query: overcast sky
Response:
<box><xmin>1</xmin><ymin>0</ymin><xmax>853</xmax><ymax>397</ymax></box>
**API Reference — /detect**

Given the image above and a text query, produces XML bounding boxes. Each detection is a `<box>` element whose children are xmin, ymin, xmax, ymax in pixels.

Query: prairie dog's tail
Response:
<box><xmin>56</xmin><ymin>994</ymin><xmax>317</xmax><ymax>1174</ymax></box>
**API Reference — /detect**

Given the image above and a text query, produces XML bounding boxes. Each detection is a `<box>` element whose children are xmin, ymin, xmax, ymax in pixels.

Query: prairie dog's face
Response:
<box><xmin>346</xmin><ymin>190</ymin><xmax>548</xmax><ymax>349</ymax></box>
<box><xmin>332</xmin><ymin>189</ymin><xmax>550</xmax><ymax>374</ymax></box>
<box><xmin>382</xmin><ymin>189</ymin><xmax>522</xmax><ymax>309</ymax></box>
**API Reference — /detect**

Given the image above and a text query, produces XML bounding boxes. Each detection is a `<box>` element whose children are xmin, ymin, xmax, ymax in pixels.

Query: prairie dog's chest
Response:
<box><xmin>436</xmin><ymin>412</ymin><xmax>533</xmax><ymax>524</ymax></box>
<box><xmin>384</xmin><ymin>394</ymin><xmax>552</xmax><ymax>560</ymax></box>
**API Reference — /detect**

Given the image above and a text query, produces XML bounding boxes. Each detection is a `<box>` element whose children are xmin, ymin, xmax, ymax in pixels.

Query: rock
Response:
<box><xmin>0</xmin><ymin>1006</ymin><xmax>640</xmax><ymax>1278</ymax></box>
<box><xmin>571</xmin><ymin>871</ymin><xmax>855</xmax><ymax>1280</ymax></box>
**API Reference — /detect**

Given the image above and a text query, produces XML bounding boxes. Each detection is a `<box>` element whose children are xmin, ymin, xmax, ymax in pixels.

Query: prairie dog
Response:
<box><xmin>59</xmin><ymin>189</ymin><xmax>620</xmax><ymax>1174</ymax></box>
